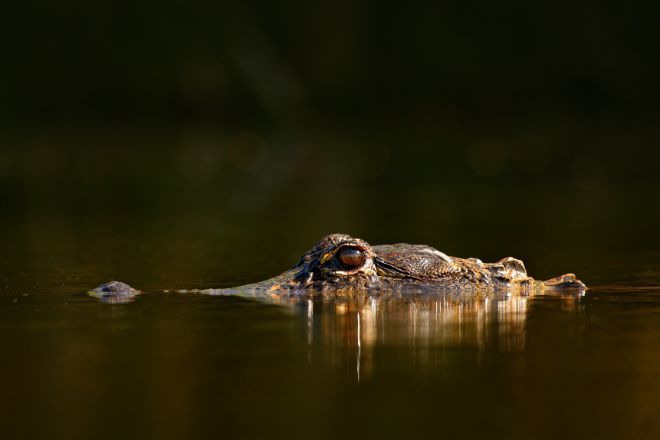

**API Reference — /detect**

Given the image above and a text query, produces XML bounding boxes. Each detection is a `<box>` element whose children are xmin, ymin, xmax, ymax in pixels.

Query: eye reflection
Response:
<box><xmin>336</xmin><ymin>247</ymin><xmax>366</xmax><ymax>270</ymax></box>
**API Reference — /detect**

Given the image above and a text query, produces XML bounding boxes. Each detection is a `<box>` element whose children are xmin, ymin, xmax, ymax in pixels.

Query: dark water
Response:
<box><xmin>2</xmin><ymin>235</ymin><xmax>660</xmax><ymax>439</ymax></box>
<box><xmin>1</xmin><ymin>126</ymin><xmax>660</xmax><ymax>439</ymax></box>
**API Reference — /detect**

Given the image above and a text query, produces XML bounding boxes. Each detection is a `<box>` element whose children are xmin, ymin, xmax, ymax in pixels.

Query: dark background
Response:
<box><xmin>1</xmin><ymin>0</ymin><xmax>659</xmax><ymax>284</ymax></box>
<box><xmin>4</xmin><ymin>1</ymin><xmax>660</xmax><ymax>122</ymax></box>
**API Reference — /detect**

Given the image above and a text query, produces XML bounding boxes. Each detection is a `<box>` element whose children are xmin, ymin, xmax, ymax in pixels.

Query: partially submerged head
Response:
<box><xmin>88</xmin><ymin>233</ymin><xmax>585</xmax><ymax>300</ymax></box>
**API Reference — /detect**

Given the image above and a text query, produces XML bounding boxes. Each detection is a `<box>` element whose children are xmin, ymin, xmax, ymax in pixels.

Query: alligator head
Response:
<box><xmin>89</xmin><ymin>233</ymin><xmax>585</xmax><ymax>300</ymax></box>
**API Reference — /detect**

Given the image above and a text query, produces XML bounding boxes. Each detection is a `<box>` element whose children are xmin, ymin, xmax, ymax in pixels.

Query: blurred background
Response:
<box><xmin>1</xmin><ymin>0</ymin><xmax>660</xmax><ymax>286</ymax></box>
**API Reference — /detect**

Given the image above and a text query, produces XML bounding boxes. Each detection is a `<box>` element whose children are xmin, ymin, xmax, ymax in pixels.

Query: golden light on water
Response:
<box><xmin>277</xmin><ymin>290</ymin><xmax>584</xmax><ymax>381</ymax></box>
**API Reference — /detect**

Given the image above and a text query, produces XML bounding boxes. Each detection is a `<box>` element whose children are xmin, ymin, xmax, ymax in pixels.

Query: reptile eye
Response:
<box><xmin>336</xmin><ymin>247</ymin><xmax>366</xmax><ymax>270</ymax></box>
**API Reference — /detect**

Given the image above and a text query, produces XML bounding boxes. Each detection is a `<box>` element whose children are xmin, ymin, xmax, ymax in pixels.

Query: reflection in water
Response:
<box><xmin>272</xmin><ymin>290</ymin><xmax>584</xmax><ymax>380</ymax></box>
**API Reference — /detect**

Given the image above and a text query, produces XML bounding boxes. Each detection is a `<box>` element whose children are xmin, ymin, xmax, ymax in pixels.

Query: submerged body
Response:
<box><xmin>90</xmin><ymin>233</ymin><xmax>585</xmax><ymax>301</ymax></box>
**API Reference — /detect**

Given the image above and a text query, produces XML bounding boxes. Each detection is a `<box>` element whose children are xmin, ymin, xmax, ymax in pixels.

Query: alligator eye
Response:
<box><xmin>335</xmin><ymin>247</ymin><xmax>366</xmax><ymax>270</ymax></box>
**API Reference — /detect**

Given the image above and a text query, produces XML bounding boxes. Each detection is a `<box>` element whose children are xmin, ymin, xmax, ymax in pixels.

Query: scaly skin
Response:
<box><xmin>89</xmin><ymin>233</ymin><xmax>585</xmax><ymax>301</ymax></box>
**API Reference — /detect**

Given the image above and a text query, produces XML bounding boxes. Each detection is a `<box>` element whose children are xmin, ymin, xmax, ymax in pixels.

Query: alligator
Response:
<box><xmin>89</xmin><ymin>233</ymin><xmax>585</xmax><ymax>301</ymax></box>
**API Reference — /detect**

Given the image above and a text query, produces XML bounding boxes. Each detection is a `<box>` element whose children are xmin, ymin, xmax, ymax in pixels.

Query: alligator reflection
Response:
<box><xmin>270</xmin><ymin>290</ymin><xmax>584</xmax><ymax>380</ymax></box>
